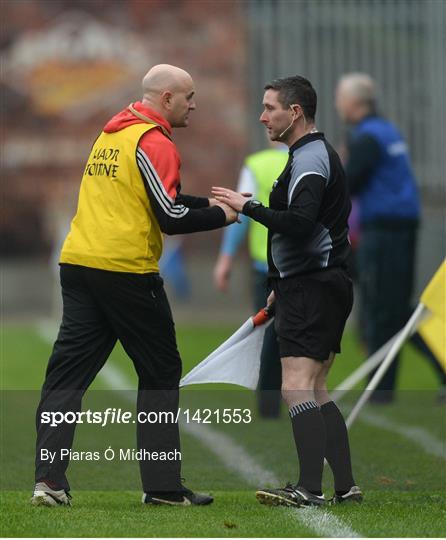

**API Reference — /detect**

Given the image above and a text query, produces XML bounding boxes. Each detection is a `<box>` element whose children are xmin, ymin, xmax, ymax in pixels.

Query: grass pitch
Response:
<box><xmin>1</xmin><ymin>322</ymin><xmax>445</xmax><ymax>537</ymax></box>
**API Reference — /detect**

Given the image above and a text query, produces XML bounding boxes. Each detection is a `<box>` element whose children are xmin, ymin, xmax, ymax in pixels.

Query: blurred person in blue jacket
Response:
<box><xmin>214</xmin><ymin>143</ymin><xmax>288</xmax><ymax>417</ymax></box>
<box><xmin>335</xmin><ymin>73</ymin><xmax>445</xmax><ymax>402</ymax></box>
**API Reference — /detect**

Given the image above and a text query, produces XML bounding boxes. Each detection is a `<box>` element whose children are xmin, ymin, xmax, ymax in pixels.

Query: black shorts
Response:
<box><xmin>272</xmin><ymin>267</ymin><xmax>353</xmax><ymax>361</ymax></box>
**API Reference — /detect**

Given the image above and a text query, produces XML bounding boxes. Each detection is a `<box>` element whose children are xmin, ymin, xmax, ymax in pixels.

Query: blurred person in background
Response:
<box><xmin>213</xmin><ymin>142</ymin><xmax>287</xmax><ymax>418</ymax></box>
<box><xmin>213</xmin><ymin>75</ymin><xmax>362</xmax><ymax>507</ymax></box>
<box><xmin>159</xmin><ymin>236</ymin><xmax>191</xmax><ymax>301</ymax></box>
<box><xmin>335</xmin><ymin>73</ymin><xmax>446</xmax><ymax>403</ymax></box>
<box><xmin>32</xmin><ymin>64</ymin><xmax>237</xmax><ymax>508</ymax></box>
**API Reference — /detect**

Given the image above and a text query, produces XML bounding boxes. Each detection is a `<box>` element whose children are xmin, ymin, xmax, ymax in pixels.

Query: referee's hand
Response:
<box><xmin>212</xmin><ymin>187</ymin><xmax>252</xmax><ymax>213</ymax></box>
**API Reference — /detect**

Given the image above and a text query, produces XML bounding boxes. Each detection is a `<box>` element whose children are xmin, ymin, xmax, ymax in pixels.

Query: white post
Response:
<box><xmin>332</xmin><ymin>332</ymin><xmax>400</xmax><ymax>402</ymax></box>
<box><xmin>333</xmin><ymin>309</ymin><xmax>427</xmax><ymax>403</ymax></box>
<box><xmin>346</xmin><ymin>303</ymin><xmax>426</xmax><ymax>429</ymax></box>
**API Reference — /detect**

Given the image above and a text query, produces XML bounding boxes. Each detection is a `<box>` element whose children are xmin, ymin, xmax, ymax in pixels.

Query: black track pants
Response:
<box><xmin>35</xmin><ymin>264</ymin><xmax>182</xmax><ymax>492</ymax></box>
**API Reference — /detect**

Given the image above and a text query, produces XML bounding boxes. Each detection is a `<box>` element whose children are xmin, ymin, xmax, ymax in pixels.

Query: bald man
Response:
<box><xmin>32</xmin><ymin>65</ymin><xmax>237</xmax><ymax>507</ymax></box>
<box><xmin>336</xmin><ymin>73</ymin><xmax>420</xmax><ymax>403</ymax></box>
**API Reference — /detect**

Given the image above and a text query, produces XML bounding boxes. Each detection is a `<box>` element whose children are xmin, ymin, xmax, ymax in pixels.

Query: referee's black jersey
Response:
<box><xmin>243</xmin><ymin>132</ymin><xmax>352</xmax><ymax>278</ymax></box>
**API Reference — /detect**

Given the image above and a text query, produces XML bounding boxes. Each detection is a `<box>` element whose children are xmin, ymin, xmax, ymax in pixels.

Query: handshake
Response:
<box><xmin>210</xmin><ymin>187</ymin><xmax>253</xmax><ymax>225</ymax></box>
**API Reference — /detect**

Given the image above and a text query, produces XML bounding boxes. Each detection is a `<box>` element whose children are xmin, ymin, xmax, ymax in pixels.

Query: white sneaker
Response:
<box><xmin>30</xmin><ymin>481</ymin><xmax>72</xmax><ymax>507</ymax></box>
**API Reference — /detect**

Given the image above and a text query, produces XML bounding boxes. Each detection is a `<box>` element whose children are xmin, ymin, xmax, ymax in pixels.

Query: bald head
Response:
<box><xmin>336</xmin><ymin>73</ymin><xmax>377</xmax><ymax>124</ymax></box>
<box><xmin>142</xmin><ymin>64</ymin><xmax>193</xmax><ymax>97</ymax></box>
<box><xmin>141</xmin><ymin>64</ymin><xmax>196</xmax><ymax>128</ymax></box>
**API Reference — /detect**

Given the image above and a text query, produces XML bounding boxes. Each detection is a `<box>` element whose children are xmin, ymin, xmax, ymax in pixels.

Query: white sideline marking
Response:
<box><xmin>184</xmin><ymin>422</ymin><xmax>359</xmax><ymax>538</ymax></box>
<box><xmin>358</xmin><ymin>409</ymin><xmax>445</xmax><ymax>460</ymax></box>
<box><xmin>100</xmin><ymin>362</ymin><xmax>134</xmax><ymax>390</ymax></box>
<box><xmin>34</xmin><ymin>319</ymin><xmax>360</xmax><ymax>537</ymax></box>
<box><xmin>286</xmin><ymin>506</ymin><xmax>360</xmax><ymax>538</ymax></box>
<box><xmin>184</xmin><ymin>421</ymin><xmax>279</xmax><ymax>487</ymax></box>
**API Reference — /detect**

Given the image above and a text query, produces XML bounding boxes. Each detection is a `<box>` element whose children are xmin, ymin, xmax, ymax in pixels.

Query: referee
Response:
<box><xmin>213</xmin><ymin>76</ymin><xmax>362</xmax><ymax>507</ymax></box>
<box><xmin>31</xmin><ymin>64</ymin><xmax>237</xmax><ymax>507</ymax></box>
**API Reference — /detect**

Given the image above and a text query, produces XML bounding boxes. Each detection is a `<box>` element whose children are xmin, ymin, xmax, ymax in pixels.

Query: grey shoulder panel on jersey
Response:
<box><xmin>288</xmin><ymin>139</ymin><xmax>330</xmax><ymax>204</ymax></box>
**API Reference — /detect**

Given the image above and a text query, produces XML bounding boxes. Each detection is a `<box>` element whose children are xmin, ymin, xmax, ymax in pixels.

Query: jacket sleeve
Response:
<box><xmin>242</xmin><ymin>173</ymin><xmax>325</xmax><ymax>242</ymax></box>
<box><xmin>175</xmin><ymin>192</ymin><xmax>210</xmax><ymax>209</ymax></box>
<box><xmin>136</xmin><ymin>146</ymin><xmax>225</xmax><ymax>235</ymax></box>
<box><xmin>345</xmin><ymin>134</ymin><xmax>381</xmax><ymax>195</ymax></box>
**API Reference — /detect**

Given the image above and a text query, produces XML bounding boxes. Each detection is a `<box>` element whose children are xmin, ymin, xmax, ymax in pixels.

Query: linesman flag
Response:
<box><xmin>180</xmin><ymin>307</ymin><xmax>274</xmax><ymax>390</ymax></box>
<box><xmin>347</xmin><ymin>259</ymin><xmax>446</xmax><ymax>427</ymax></box>
<box><xmin>418</xmin><ymin>260</ymin><xmax>446</xmax><ymax>371</ymax></box>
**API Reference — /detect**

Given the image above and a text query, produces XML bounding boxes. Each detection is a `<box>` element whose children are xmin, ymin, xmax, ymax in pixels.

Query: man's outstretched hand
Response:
<box><xmin>212</xmin><ymin>188</ymin><xmax>252</xmax><ymax>213</ymax></box>
<box><xmin>214</xmin><ymin>201</ymin><xmax>239</xmax><ymax>224</ymax></box>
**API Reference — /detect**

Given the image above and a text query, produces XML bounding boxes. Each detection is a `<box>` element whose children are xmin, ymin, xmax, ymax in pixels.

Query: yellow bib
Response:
<box><xmin>245</xmin><ymin>149</ymin><xmax>288</xmax><ymax>263</ymax></box>
<box><xmin>60</xmin><ymin>123</ymin><xmax>163</xmax><ymax>273</ymax></box>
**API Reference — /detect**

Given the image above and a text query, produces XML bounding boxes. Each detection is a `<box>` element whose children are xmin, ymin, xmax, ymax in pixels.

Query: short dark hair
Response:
<box><xmin>264</xmin><ymin>76</ymin><xmax>317</xmax><ymax>120</ymax></box>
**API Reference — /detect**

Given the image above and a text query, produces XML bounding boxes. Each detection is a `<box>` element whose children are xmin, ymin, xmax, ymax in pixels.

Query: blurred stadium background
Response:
<box><xmin>1</xmin><ymin>0</ymin><xmax>445</xmax><ymax>322</ymax></box>
<box><xmin>1</xmin><ymin>3</ymin><xmax>445</xmax><ymax>537</ymax></box>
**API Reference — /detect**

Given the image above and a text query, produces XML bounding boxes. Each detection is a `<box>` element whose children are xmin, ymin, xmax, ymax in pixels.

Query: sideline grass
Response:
<box><xmin>1</xmin><ymin>323</ymin><xmax>445</xmax><ymax>537</ymax></box>
<box><xmin>1</xmin><ymin>489</ymin><xmax>445</xmax><ymax>538</ymax></box>
<box><xmin>1</xmin><ymin>491</ymin><xmax>316</xmax><ymax>538</ymax></box>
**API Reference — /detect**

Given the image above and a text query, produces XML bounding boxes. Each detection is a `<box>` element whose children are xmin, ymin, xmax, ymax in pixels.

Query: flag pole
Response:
<box><xmin>346</xmin><ymin>303</ymin><xmax>426</xmax><ymax>429</ymax></box>
<box><xmin>332</xmin><ymin>332</ymin><xmax>399</xmax><ymax>402</ymax></box>
<box><xmin>333</xmin><ymin>314</ymin><xmax>426</xmax><ymax>403</ymax></box>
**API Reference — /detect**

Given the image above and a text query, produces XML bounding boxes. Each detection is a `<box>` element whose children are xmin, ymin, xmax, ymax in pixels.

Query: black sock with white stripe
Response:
<box><xmin>289</xmin><ymin>400</ymin><xmax>326</xmax><ymax>495</ymax></box>
<box><xmin>320</xmin><ymin>401</ymin><xmax>355</xmax><ymax>494</ymax></box>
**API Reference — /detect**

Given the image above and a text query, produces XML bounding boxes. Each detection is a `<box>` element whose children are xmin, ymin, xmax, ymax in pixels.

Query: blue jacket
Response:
<box><xmin>352</xmin><ymin>116</ymin><xmax>420</xmax><ymax>224</ymax></box>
